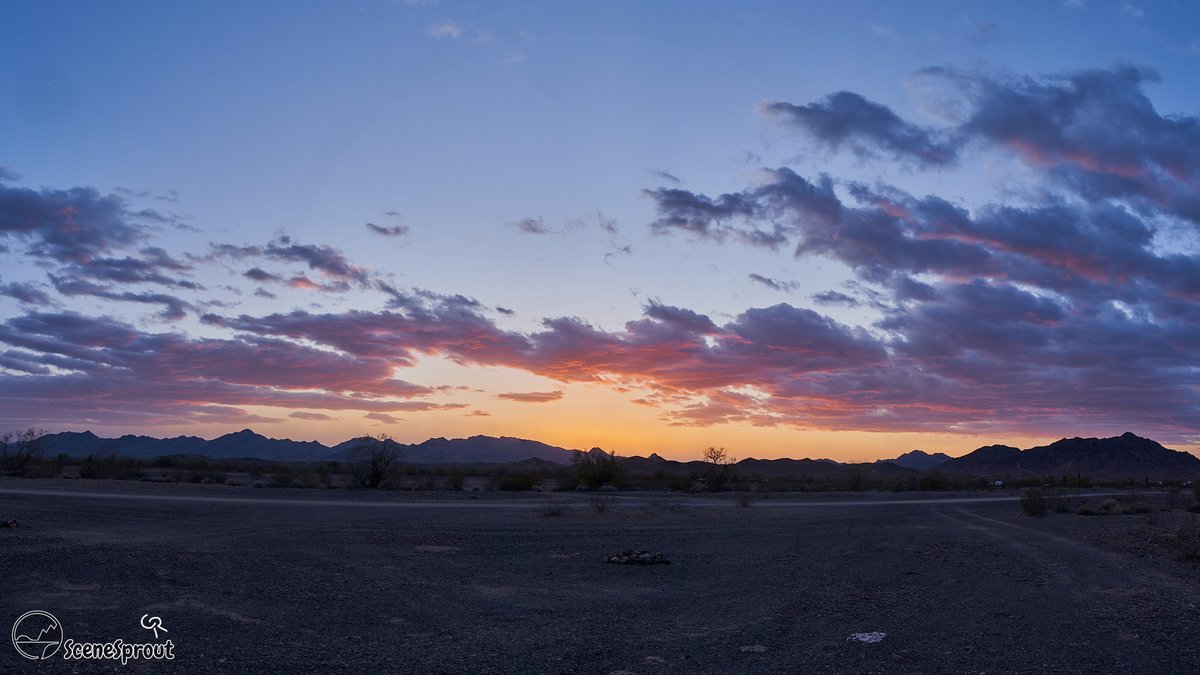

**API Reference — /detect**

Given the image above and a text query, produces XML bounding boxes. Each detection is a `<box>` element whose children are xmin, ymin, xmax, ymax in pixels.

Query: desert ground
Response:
<box><xmin>3</xmin><ymin>479</ymin><xmax>1200</xmax><ymax>674</ymax></box>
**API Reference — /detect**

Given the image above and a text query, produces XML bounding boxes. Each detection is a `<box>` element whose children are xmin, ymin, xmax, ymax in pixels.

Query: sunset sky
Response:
<box><xmin>3</xmin><ymin>1</ymin><xmax>1200</xmax><ymax>460</ymax></box>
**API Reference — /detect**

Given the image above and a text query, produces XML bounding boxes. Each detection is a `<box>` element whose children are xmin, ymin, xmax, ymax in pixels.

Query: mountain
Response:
<box><xmin>40</xmin><ymin>430</ymin><xmax>578</xmax><ymax>464</ymax></box>
<box><xmin>939</xmin><ymin>433</ymin><xmax>1200</xmax><ymax>480</ymax></box>
<box><xmin>30</xmin><ymin>429</ymin><xmax>1200</xmax><ymax>479</ymax></box>
<box><xmin>881</xmin><ymin>450</ymin><xmax>953</xmax><ymax>471</ymax></box>
<box><xmin>39</xmin><ymin>429</ymin><xmax>327</xmax><ymax>462</ymax></box>
<box><xmin>327</xmin><ymin>435</ymin><xmax>576</xmax><ymax>464</ymax></box>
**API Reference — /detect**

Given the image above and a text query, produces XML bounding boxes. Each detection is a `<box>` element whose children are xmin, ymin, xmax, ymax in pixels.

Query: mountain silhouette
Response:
<box><xmin>939</xmin><ymin>432</ymin><xmax>1200</xmax><ymax>480</ymax></box>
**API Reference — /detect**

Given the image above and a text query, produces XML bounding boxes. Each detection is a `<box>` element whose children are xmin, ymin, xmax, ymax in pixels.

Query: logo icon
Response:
<box><xmin>11</xmin><ymin>610</ymin><xmax>63</xmax><ymax>660</ymax></box>
<box><xmin>140</xmin><ymin>615</ymin><xmax>168</xmax><ymax>639</ymax></box>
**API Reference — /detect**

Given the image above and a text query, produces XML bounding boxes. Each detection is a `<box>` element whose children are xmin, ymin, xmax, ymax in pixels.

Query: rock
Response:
<box><xmin>606</xmin><ymin>550</ymin><xmax>670</xmax><ymax>565</ymax></box>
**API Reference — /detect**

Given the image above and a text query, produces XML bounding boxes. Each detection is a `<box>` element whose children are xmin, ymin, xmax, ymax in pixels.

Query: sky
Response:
<box><xmin>2</xmin><ymin>0</ymin><xmax>1200</xmax><ymax>461</ymax></box>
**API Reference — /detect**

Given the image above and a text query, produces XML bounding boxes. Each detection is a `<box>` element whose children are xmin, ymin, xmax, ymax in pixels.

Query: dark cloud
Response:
<box><xmin>210</xmin><ymin>236</ymin><xmax>369</xmax><ymax>286</ymax></box>
<box><xmin>760</xmin><ymin>92</ymin><xmax>962</xmax><ymax>165</ymax></box>
<box><xmin>365</xmin><ymin>222</ymin><xmax>410</xmax><ymax>237</ymax></box>
<box><xmin>510</xmin><ymin>216</ymin><xmax>552</xmax><ymax>235</ymax></box>
<box><xmin>651</xmin><ymin>169</ymin><xmax>681</xmax><ymax>184</ymax></box>
<box><xmin>51</xmin><ymin>277</ymin><xmax>195</xmax><ymax>320</ymax></box>
<box><xmin>811</xmin><ymin>290</ymin><xmax>859</xmax><ymax>307</ymax></box>
<box><xmin>0</xmin><ymin>281</ymin><xmax>51</xmax><ymax>305</ymax></box>
<box><xmin>748</xmin><ymin>273</ymin><xmax>799</xmax><ymax>292</ymax></box>
<box><xmin>0</xmin><ymin>182</ymin><xmax>159</xmax><ymax>262</ymax></box>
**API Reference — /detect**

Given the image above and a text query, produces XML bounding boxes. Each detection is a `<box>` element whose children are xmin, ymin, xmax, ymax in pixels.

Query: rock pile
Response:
<box><xmin>606</xmin><ymin>550</ymin><xmax>669</xmax><ymax>565</ymax></box>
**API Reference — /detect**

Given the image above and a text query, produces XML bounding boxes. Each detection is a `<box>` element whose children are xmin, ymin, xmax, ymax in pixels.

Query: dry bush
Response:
<box><xmin>590</xmin><ymin>492</ymin><xmax>616</xmax><ymax>513</ymax></box>
<box><xmin>1020</xmin><ymin>488</ymin><xmax>1049</xmax><ymax>517</ymax></box>
<box><xmin>537</xmin><ymin>495</ymin><xmax>568</xmax><ymax>517</ymax></box>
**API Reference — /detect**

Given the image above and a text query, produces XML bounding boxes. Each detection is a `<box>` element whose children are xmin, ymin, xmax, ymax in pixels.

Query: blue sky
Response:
<box><xmin>3</xmin><ymin>1</ymin><xmax>1200</xmax><ymax>459</ymax></box>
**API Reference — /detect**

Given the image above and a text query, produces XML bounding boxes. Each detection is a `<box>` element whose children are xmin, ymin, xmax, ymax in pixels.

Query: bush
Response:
<box><xmin>494</xmin><ymin>473</ymin><xmax>539</xmax><ymax>491</ymax></box>
<box><xmin>736</xmin><ymin>492</ymin><xmax>755</xmax><ymax>507</ymax></box>
<box><xmin>573</xmin><ymin>449</ymin><xmax>627</xmax><ymax>490</ymax></box>
<box><xmin>1097</xmin><ymin>498</ymin><xmax>1122</xmax><ymax>515</ymax></box>
<box><xmin>590</xmin><ymin>492</ymin><xmax>616</xmax><ymax>512</ymax></box>
<box><xmin>537</xmin><ymin>495</ymin><xmax>567</xmax><ymax>517</ymax></box>
<box><xmin>1076</xmin><ymin>505</ymin><xmax>1096</xmax><ymax>516</ymax></box>
<box><xmin>1020</xmin><ymin>488</ymin><xmax>1049</xmax><ymax>517</ymax></box>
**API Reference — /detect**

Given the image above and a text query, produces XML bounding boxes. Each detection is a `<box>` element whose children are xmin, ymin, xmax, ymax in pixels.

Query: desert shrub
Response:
<box><xmin>1097</xmin><ymin>498</ymin><xmax>1122</xmax><ymax>515</ymax></box>
<box><xmin>1193</xmin><ymin>481</ymin><xmax>1200</xmax><ymax>503</ymax></box>
<box><xmin>1020</xmin><ymin>488</ymin><xmax>1049</xmax><ymax>517</ymax></box>
<box><xmin>1046</xmin><ymin>488</ymin><xmax>1085</xmax><ymax>513</ymax></box>
<box><xmin>736</xmin><ymin>492</ymin><xmax>755</xmax><ymax>507</ymax></box>
<box><xmin>918</xmin><ymin>470</ymin><xmax>947</xmax><ymax>491</ymax></box>
<box><xmin>573</xmin><ymin>449</ymin><xmax>627</xmax><ymax>490</ymax></box>
<box><xmin>590</xmin><ymin>492</ymin><xmax>616</xmax><ymax>512</ymax></box>
<box><xmin>446</xmin><ymin>468</ymin><xmax>465</xmax><ymax>490</ymax></box>
<box><xmin>842</xmin><ymin>464</ymin><xmax>870</xmax><ymax>492</ymax></box>
<box><xmin>1127</xmin><ymin>502</ymin><xmax>1153</xmax><ymax>514</ymax></box>
<box><xmin>537</xmin><ymin>495</ymin><xmax>567</xmax><ymax>517</ymax></box>
<box><xmin>494</xmin><ymin>473</ymin><xmax>539</xmax><ymax>491</ymax></box>
<box><xmin>1076</xmin><ymin>505</ymin><xmax>1096</xmax><ymax>516</ymax></box>
<box><xmin>1188</xmin><ymin>503</ymin><xmax>1200</xmax><ymax>514</ymax></box>
<box><xmin>1164</xmin><ymin>517</ymin><xmax>1200</xmax><ymax>560</ymax></box>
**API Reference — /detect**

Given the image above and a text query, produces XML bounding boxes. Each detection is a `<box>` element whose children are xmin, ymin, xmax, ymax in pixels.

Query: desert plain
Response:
<box><xmin>3</xmin><ymin>479</ymin><xmax>1200</xmax><ymax>674</ymax></box>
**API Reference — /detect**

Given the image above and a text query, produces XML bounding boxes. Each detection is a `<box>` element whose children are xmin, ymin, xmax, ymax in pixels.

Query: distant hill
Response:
<box><xmin>328</xmin><ymin>435</ymin><xmax>576</xmax><ymax>464</ymax></box>
<box><xmin>939</xmin><ymin>432</ymin><xmax>1200</xmax><ymax>480</ymax></box>
<box><xmin>28</xmin><ymin>429</ymin><xmax>1200</xmax><ymax>480</ymax></box>
<box><xmin>39</xmin><ymin>430</ymin><xmax>577</xmax><ymax>464</ymax></box>
<box><xmin>880</xmin><ymin>450</ymin><xmax>952</xmax><ymax>471</ymax></box>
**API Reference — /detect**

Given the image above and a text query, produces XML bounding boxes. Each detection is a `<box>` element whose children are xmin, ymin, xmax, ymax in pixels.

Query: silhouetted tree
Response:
<box><xmin>350</xmin><ymin>433</ymin><xmax>401</xmax><ymax>488</ymax></box>
<box><xmin>702</xmin><ymin>446</ymin><xmax>736</xmax><ymax>492</ymax></box>
<box><xmin>0</xmin><ymin>427</ymin><xmax>46</xmax><ymax>475</ymax></box>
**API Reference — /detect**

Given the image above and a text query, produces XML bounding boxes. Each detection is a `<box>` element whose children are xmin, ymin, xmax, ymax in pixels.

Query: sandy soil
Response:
<box><xmin>2</xmin><ymin>479</ymin><xmax>1199</xmax><ymax>673</ymax></box>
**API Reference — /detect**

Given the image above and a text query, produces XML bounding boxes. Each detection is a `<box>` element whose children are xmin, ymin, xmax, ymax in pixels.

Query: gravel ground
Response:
<box><xmin>2</xmin><ymin>479</ymin><xmax>1199</xmax><ymax>674</ymax></box>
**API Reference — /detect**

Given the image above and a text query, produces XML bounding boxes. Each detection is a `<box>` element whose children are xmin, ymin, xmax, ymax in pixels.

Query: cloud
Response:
<box><xmin>366</xmin><ymin>222</ymin><xmax>410</xmax><ymax>237</ymax></box>
<box><xmin>961</xmin><ymin>17</ymin><xmax>999</xmax><ymax>44</ymax></box>
<box><xmin>210</xmin><ymin>236</ymin><xmax>369</xmax><ymax>286</ymax></box>
<box><xmin>289</xmin><ymin>411</ymin><xmax>339</xmax><ymax>421</ymax></box>
<box><xmin>748</xmin><ymin>273</ymin><xmax>799</xmax><ymax>292</ymax></box>
<box><xmin>496</xmin><ymin>390</ymin><xmax>564</xmax><ymax>403</ymax></box>
<box><xmin>427</xmin><ymin>19</ymin><xmax>462</xmax><ymax>39</ymax></box>
<box><xmin>365</xmin><ymin>412</ymin><xmax>402</xmax><ymax>424</ymax></box>
<box><xmin>0</xmin><ymin>181</ymin><xmax>160</xmax><ymax>263</ymax></box>
<box><xmin>50</xmin><ymin>277</ymin><xmax>195</xmax><ymax>320</ymax></box>
<box><xmin>0</xmin><ymin>310</ymin><xmax>462</xmax><ymax>426</ymax></box>
<box><xmin>811</xmin><ymin>291</ymin><xmax>860</xmax><ymax>307</ymax></box>
<box><xmin>651</xmin><ymin>169</ymin><xmax>681</xmax><ymax>184</ymax></box>
<box><xmin>0</xmin><ymin>281</ymin><xmax>51</xmax><ymax>305</ymax></box>
<box><xmin>759</xmin><ymin>92</ymin><xmax>962</xmax><ymax>166</ymax></box>
<box><xmin>510</xmin><ymin>216</ymin><xmax>552</xmax><ymax>235</ymax></box>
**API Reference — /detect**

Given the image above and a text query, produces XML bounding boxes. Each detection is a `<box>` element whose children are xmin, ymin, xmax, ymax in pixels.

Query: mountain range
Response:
<box><xmin>25</xmin><ymin>429</ymin><xmax>1200</xmax><ymax>480</ymax></box>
